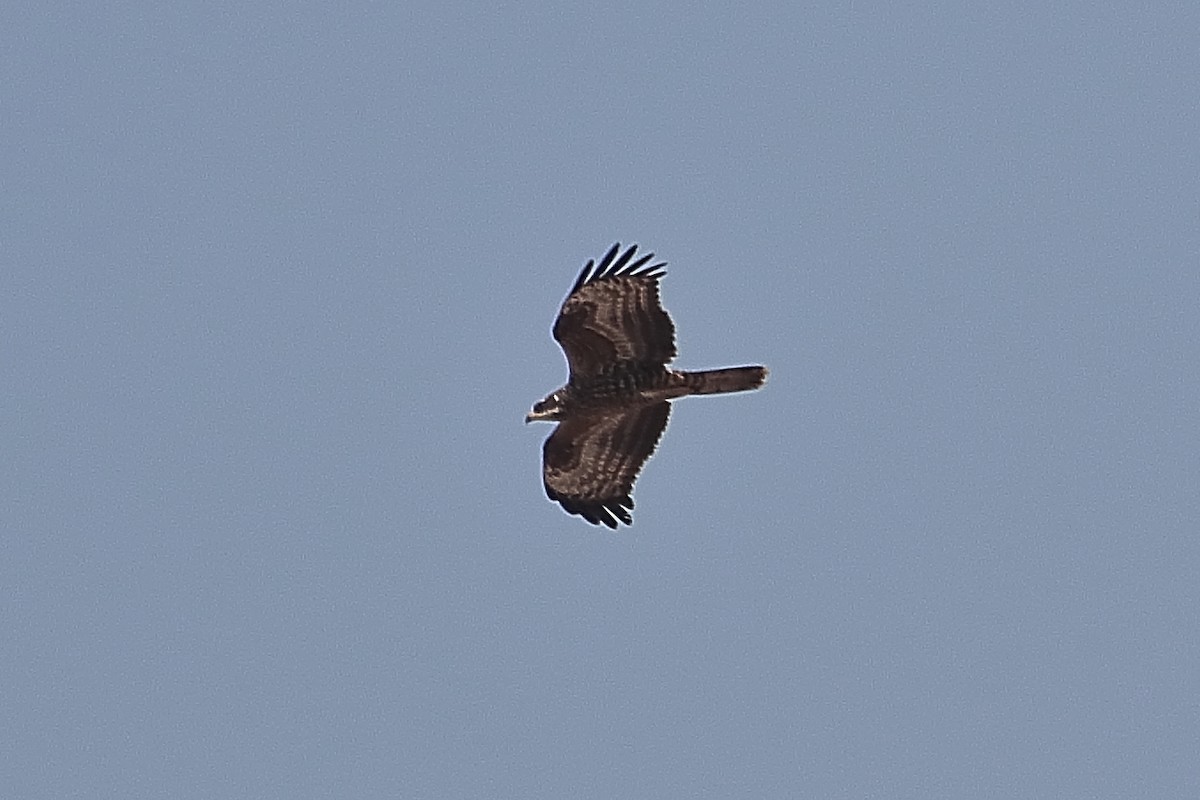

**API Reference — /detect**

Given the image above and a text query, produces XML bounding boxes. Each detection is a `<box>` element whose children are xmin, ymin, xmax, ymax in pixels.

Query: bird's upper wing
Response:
<box><xmin>552</xmin><ymin>243</ymin><xmax>676</xmax><ymax>380</ymax></box>
<box><xmin>541</xmin><ymin>402</ymin><xmax>671</xmax><ymax>528</ymax></box>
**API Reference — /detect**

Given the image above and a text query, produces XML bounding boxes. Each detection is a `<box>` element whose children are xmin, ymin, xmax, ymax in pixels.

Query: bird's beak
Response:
<box><xmin>524</xmin><ymin>413</ymin><xmax>533</xmax><ymax>424</ymax></box>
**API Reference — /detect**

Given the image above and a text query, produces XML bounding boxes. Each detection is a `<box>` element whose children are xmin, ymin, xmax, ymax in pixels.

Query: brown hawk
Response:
<box><xmin>526</xmin><ymin>243</ymin><xmax>768</xmax><ymax>527</ymax></box>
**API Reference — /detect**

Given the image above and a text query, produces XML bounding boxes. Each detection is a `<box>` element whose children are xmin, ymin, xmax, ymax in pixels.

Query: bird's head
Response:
<box><xmin>525</xmin><ymin>390</ymin><xmax>567</xmax><ymax>423</ymax></box>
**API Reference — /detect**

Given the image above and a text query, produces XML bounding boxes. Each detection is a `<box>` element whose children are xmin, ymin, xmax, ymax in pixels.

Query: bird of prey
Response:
<box><xmin>526</xmin><ymin>243</ymin><xmax>768</xmax><ymax>527</ymax></box>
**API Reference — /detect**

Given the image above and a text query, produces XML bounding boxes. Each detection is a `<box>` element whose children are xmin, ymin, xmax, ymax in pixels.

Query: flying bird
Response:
<box><xmin>526</xmin><ymin>243</ymin><xmax>768</xmax><ymax>527</ymax></box>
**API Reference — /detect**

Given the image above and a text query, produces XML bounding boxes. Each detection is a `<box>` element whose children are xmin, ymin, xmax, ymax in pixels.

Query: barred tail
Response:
<box><xmin>675</xmin><ymin>366</ymin><xmax>768</xmax><ymax>395</ymax></box>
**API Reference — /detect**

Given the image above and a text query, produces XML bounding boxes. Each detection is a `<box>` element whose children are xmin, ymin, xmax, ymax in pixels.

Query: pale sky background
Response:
<box><xmin>4</xmin><ymin>3</ymin><xmax>1199</xmax><ymax>798</ymax></box>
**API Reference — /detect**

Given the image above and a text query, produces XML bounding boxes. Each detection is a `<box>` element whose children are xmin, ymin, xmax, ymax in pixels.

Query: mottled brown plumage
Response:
<box><xmin>527</xmin><ymin>243</ymin><xmax>767</xmax><ymax>528</ymax></box>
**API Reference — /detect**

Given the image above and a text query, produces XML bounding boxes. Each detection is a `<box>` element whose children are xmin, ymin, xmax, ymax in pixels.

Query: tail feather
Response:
<box><xmin>676</xmin><ymin>366</ymin><xmax>768</xmax><ymax>395</ymax></box>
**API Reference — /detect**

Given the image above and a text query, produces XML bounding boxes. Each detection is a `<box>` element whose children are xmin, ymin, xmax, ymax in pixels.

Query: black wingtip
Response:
<box><xmin>555</xmin><ymin>492</ymin><xmax>635</xmax><ymax>528</ymax></box>
<box><xmin>570</xmin><ymin>243</ymin><xmax>667</xmax><ymax>293</ymax></box>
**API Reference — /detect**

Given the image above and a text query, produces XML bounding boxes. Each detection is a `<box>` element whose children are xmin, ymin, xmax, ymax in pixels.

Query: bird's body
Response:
<box><xmin>527</xmin><ymin>243</ymin><xmax>767</xmax><ymax>528</ymax></box>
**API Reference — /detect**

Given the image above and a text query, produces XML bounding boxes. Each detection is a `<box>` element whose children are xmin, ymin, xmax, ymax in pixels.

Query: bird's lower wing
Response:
<box><xmin>541</xmin><ymin>403</ymin><xmax>670</xmax><ymax>527</ymax></box>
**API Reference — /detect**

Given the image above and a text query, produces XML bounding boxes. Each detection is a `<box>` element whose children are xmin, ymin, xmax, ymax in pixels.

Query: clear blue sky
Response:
<box><xmin>4</xmin><ymin>3</ymin><xmax>1198</xmax><ymax>797</ymax></box>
